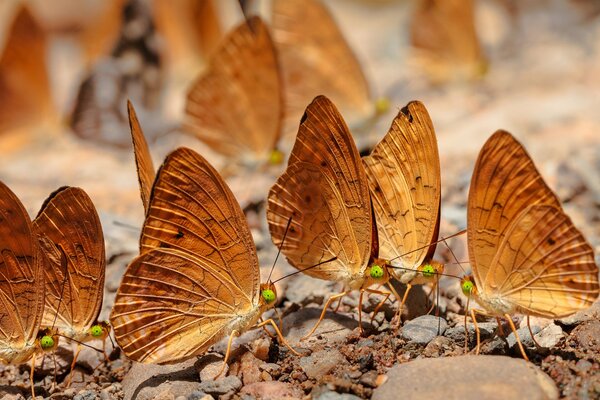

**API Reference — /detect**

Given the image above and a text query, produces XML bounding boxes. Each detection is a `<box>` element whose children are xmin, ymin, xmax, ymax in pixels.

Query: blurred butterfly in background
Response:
<box><xmin>462</xmin><ymin>130</ymin><xmax>600</xmax><ymax>360</ymax></box>
<box><xmin>33</xmin><ymin>186</ymin><xmax>109</xmax><ymax>385</ymax></box>
<box><xmin>0</xmin><ymin>181</ymin><xmax>59</xmax><ymax>399</ymax></box>
<box><xmin>410</xmin><ymin>0</ymin><xmax>488</xmax><ymax>84</ymax></box>
<box><xmin>0</xmin><ymin>4</ymin><xmax>56</xmax><ymax>136</ymax></box>
<box><xmin>362</xmin><ymin>101</ymin><xmax>446</xmax><ymax>322</ymax></box>
<box><xmin>127</xmin><ymin>100</ymin><xmax>155</xmax><ymax>216</ymax></box>
<box><xmin>267</xmin><ymin>95</ymin><xmax>394</xmax><ymax>339</ymax></box>
<box><xmin>110</xmin><ymin>147</ymin><xmax>301</xmax><ymax>367</ymax></box>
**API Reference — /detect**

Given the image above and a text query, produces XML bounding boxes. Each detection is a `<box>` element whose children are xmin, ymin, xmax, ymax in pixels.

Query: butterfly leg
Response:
<box><xmin>470</xmin><ymin>309</ymin><xmax>481</xmax><ymax>355</ymax></box>
<box><xmin>301</xmin><ymin>291</ymin><xmax>348</xmax><ymax>340</ymax></box>
<box><xmin>364</xmin><ymin>288</ymin><xmax>391</xmax><ymax>324</ymax></box>
<box><xmin>30</xmin><ymin>354</ymin><xmax>36</xmax><ymax>400</ymax></box>
<box><xmin>393</xmin><ymin>283</ymin><xmax>412</xmax><ymax>328</ymax></box>
<box><xmin>526</xmin><ymin>316</ymin><xmax>543</xmax><ymax>350</ymax></box>
<box><xmin>66</xmin><ymin>344</ymin><xmax>82</xmax><ymax>387</ymax></box>
<box><xmin>216</xmin><ymin>330</ymin><xmax>240</xmax><ymax>378</ymax></box>
<box><xmin>426</xmin><ymin>280</ymin><xmax>440</xmax><ymax>315</ymax></box>
<box><xmin>504</xmin><ymin>314</ymin><xmax>529</xmax><ymax>361</ymax></box>
<box><xmin>259</xmin><ymin>317</ymin><xmax>277</xmax><ymax>339</ymax></box>
<box><xmin>256</xmin><ymin>319</ymin><xmax>302</xmax><ymax>357</ymax></box>
<box><xmin>495</xmin><ymin>317</ymin><xmax>506</xmax><ymax>337</ymax></box>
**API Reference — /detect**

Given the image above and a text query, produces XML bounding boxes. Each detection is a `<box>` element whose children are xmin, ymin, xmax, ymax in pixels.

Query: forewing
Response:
<box><xmin>267</xmin><ymin>96</ymin><xmax>372</xmax><ymax>280</ymax></box>
<box><xmin>362</xmin><ymin>101</ymin><xmax>441</xmax><ymax>276</ymax></box>
<box><xmin>272</xmin><ymin>0</ymin><xmax>372</xmax><ymax>128</ymax></box>
<box><xmin>467</xmin><ymin>130</ymin><xmax>561</xmax><ymax>290</ymax></box>
<box><xmin>0</xmin><ymin>181</ymin><xmax>44</xmax><ymax>352</ymax></box>
<box><xmin>110</xmin><ymin>248</ymin><xmax>251</xmax><ymax>363</ymax></box>
<box><xmin>491</xmin><ymin>205</ymin><xmax>599</xmax><ymax>318</ymax></box>
<box><xmin>33</xmin><ymin>187</ymin><xmax>105</xmax><ymax>335</ymax></box>
<box><xmin>184</xmin><ymin>16</ymin><xmax>282</xmax><ymax>160</ymax></box>
<box><xmin>140</xmin><ymin>147</ymin><xmax>260</xmax><ymax>305</ymax></box>
<box><xmin>128</xmin><ymin>101</ymin><xmax>155</xmax><ymax>214</ymax></box>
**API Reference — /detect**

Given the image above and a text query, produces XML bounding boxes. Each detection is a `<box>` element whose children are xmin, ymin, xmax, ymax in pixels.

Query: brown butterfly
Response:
<box><xmin>267</xmin><ymin>95</ymin><xmax>393</xmax><ymax>339</ymax></box>
<box><xmin>127</xmin><ymin>100</ymin><xmax>155</xmax><ymax>215</ymax></box>
<box><xmin>110</xmin><ymin>147</ymin><xmax>301</xmax><ymax>367</ymax></box>
<box><xmin>33</xmin><ymin>186</ymin><xmax>109</xmax><ymax>384</ymax></box>
<box><xmin>362</xmin><ymin>101</ymin><xmax>446</xmax><ymax>321</ymax></box>
<box><xmin>410</xmin><ymin>0</ymin><xmax>488</xmax><ymax>83</ymax></box>
<box><xmin>461</xmin><ymin>130</ymin><xmax>600</xmax><ymax>360</ymax></box>
<box><xmin>184</xmin><ymin>16</ymin><xmax>283</xmax><ymax>166</ymax></box>
<box><xmin>271</xmin><ymin>0</ymin><xmax>387</xmax><ymax>133</ymax></box>
<box><xmin>0</xmin><ymin>181</ymin><xmax>58</xmax><ymax>399</ymax></box>
<box><xmin>0</xmin><ymin>5</ymin><xmax>55</xmax><ymax>135</ymax></box>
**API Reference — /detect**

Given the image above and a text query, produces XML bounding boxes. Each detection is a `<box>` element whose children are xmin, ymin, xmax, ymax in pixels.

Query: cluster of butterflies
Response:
<box><xmin>4</xmin><ymin>91</ymin><xmax>598</xmax><ymax>398</ymax></box>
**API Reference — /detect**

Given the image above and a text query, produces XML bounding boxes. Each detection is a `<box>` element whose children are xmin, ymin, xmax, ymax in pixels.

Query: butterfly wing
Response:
<box><xmin>0</xmin><ymin>181</ymin><xmax>44</xmax><ymax>363</ymax></box>
<box><xmin>33</xmin><ymin>187</ymin><xmax>105</xmax><ymax>338</ymax></box>
<box><xmin>0</xmin><ymin>5</ymin><xmax>53</xmax><ymax>134</ymax></box>
<box><xmin>489</xmin><ymin>204</ymin><xmax>598</xmax><ymax>318</ymax></box>
<box><xmin>127</xmin><ymin>101</ymin><xmax>155</xmax><ymax>214</ymax></box>
<box><xmin>272</xmin><ymin>0</ymin><xmax>372</xmax><ymax>129</ymax></box>
<box><xmin>184</xmin><ymin>16</ymin><xmax>282</xmax><ymax>161</ymax></box>
<box><xmin>267</xmin><ymin>95</ymin><xmax>372</xmax><ymax>283</ymax></box>
<box><xmin>467</xmin><ymin>130</ymin><xmax>562</xmax><ymax>289</ymax></box>
<box><xmin>111</xmin><ymin>147</ymin><xmax>260</xmax><ymax>363</ymax></box>
<box><xmin>362</xmin><ymin>101</ymin><xmax>441</xmax><ymax>277</ymax></box>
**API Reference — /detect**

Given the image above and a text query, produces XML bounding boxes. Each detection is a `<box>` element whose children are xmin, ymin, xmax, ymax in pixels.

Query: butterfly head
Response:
<box><xmin>417</xmin><ymin>260</ymin><xmax>444</xmax><ymax>280</ymax></box>
<box><xmin>260</xmin><ymin>283</ymin><xmax>278</xmax><ymax>307</ymax></box>
<box><xmin>367</xmin><ymin>259</ymin><xmax>391</xmax><ymax>284</ymax></box>
<box><xmin>374</xmin><ymin>97</ymin><xmax>391</xmax><ymax>116</ymax></box>
<box><xmin>89</xmin><ymin>321</ymin><xmax>111</xmax><ymax>339</ymax></box>
<box><xmin>461</xmin><ymin>275</ymin><xmax>477</xmax><ymax>297</ymax></box>
<box><xmin>37</xmin><ymin>328</ymin><xmax>59</xmax><ymax>353</ymax></box>
<box><xmin>268</xmin><ymin>148</ymin><xmax>284</xmax><ymax>166</ymax></box>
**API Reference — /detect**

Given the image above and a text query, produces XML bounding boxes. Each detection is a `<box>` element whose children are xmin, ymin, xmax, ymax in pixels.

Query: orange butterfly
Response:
<box><xmin>127</xmin><ymin>100</ymin><xmax>155</xmax><ymax>215</ymax></box>
<box><xmin>267</xmin><ymin>95</ymin><xmax>393</xmax><ymax>339</ymax></box>
<box><xmin>110</xmin><ymin>147</ymin><xmax>302</xmax><ymax>369</ymax></box>
<box><xmin>33</xmin><ymin>186</ymin><xmax>109</xmax><ymax>385</ymax></box>
<box><xmin>462</xmin><ymin>130</ymin><xmax>599</xmax><ymax>360</ymax></box>
<box><xmin>0</xmin><ymin>181</ymin><xmax>58</xmax><ymax>399</ymax></box>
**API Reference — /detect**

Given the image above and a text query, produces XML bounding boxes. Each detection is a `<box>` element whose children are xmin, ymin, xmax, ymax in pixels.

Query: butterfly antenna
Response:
<box><xmin>388</xmin><ymin>264</ymin><xmax>462</xmax><ymax>280</ymax></box>
<box><xmin>389</xmin><ymin>229</ymin><xmax>466</xmax><ymax>263</ymax></box>
<box><xmin>51</xmin><ymin>244</ymin><xmax>70</xmax><ymax>331</ymax></box>
<box><xmin>272</xmin><ymin>256</ymin><xmax>338</xmax><ymax>284</ymax></box>
<box><xmin>441</xmin><ymin>236</ymin><xmax>468</xmax><ymax>276</ymax></box>
<box><xmin>113</xmin><ymin>220</ymin><xmax>140</xmax><ymax>231</ymax></box>
<box><xmin>56</xmin><ymin>334</ymin><xmax>104</xmax><ymax>353</ymax></box>
<box><xmin>267</xmin><ymin>217</ymin><xmax>292</xmax><ymax>283</ymax></box>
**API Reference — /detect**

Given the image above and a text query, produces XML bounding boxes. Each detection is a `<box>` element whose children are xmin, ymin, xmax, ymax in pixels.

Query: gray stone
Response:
<box><xmin>187</xmin><ymin>392</ymin><xmax>214</xmax><ymax>400</ymax></box>
<box><xmin>198</xmin><ymin>376</ymin><xmax>242</xmax><ymax>396</ymax></box>
<box><xmin>299</xmin><ymin>349</ymin><xmax>348</xmax><ymax>380</ymax></box>
<box><xmin>400</xmin><ymin>316</ymin><xmax>447</xmax><ymax>344</ymax></box>
<box><xmin>313</xmin><ymin>391</ymin><xmax>362</xmax><ymax>400</ymax></box>
<box><xmin>73</xmin><ymin>390</ymin><xmax>98</xmax><ymax>400</ymax></box>
<box><xmin>283</xmin><ymin>307</ymin><xmax>356</xmax><ymax>345</ymax></box>
<box><xmin>534</xmin><ymin>323</ymin><xmax>564</xmax><ymax>348</ymax></box>
<box><xmin>121</xmin><ymin>359</ymin><xmax>202</xmax><ymax>400</ymax></box>
<box><xmin>444</xmin><ymin>321</ymin><xmax>497</xmax><ymax>344</ymax></box>
<box><xmin>284</xmin><ymin>274</ymin><xmax>337</xmax><ymax>305</ymax></box>
<box><xmin>240</xmin><ymin>381</ymin><xmax>303</xmax><ymax>399</ymax></box>
<box><xmin>372</xmin><ymin>355</ymin><xmax>558</xmax><ymax>400</ymax></box>
<box><xmin>507</xmin><ymin>325</ymin><xmax>542</xmax><ymax>349</ymax></box>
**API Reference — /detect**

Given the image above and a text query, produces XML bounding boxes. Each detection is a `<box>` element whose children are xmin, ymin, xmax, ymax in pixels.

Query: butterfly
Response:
<box><xmin>0</xmin><ymin>4</ymin><xmax>55</xmax><ymax>136</ymax></box>
<box><xmin>184</xmin><ymin>16</ymin><xmax>283</xmax><ymax>166</ymax></box>
<box><xmin>362</xmin><ymin>101</ymin><xmax>445</xmax><ymax>322</ymax></box>
<box><xmin>461</xmin><ymin>130</ymin><xmax>600</xmax><ymax>360</ymax></box>
<box><xmin>0</xmin><ymin>180</ymin><xmax>58</xmax><ymax>399</ymax></box>
<box><xmin>110</xmin><ymin>147</ymin><xmax>302</xmax><ymax>367</ymax></box>
<box><xmin>127</xmin><ymin>100</ymin><xmax>155</xmax><ymax>215</ymax></box>
<box><xmin>410</xmin><ymin>0</ymin><xmax>488</xmax><ymax>83</ymax></box>
<box><xmin>271</xmin><ymin>0</ymin><xmax>388</xmax><ymax>134</ymax></box>
<box><xmin>33</xmin><ymin>186</ymin><xmax>109</xmax><ymax>385</ymax></box>
<box><xmin>267</xmin><ymin>95</ymin><xmax>393</xmax><ymax>339</ymax></box>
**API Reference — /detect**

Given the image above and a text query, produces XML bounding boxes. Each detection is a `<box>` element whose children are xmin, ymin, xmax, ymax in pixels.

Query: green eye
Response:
<box><xmin>268</xmin><ymin>149</ymin><xmax>284</xmax><ymax>165</ymax></box>
<box><xmin>261</xmin><ymin>289</ymin><xmax>276</xmax><ymax>303</ymax></box>
<box><xmin>370</xmin><ymin>264</ymin><xmax>384</xmax><ymax>279</ymax></box>
<box><xmin>462</xmin><ymin>280</ymin><xmax>474</xmax><ymax>296</ymax></box>
<box><xmin>90</xmin><ymin>325</ymin><xmax>104</xmax><ymax>337</ymax></box>
<box><xmin>375</xmin><ymin>97</ymin><xmax>390</xmax><ymax>114</ymax></box>
<box><xmin>40</xmin><ymin>335</ymin><xmax>54</xmax><ymax>350</ymax></box>
<box><xmin>421</xmin><ymin>264</ymin><xmax>435</xmax><ymax>278</ymax></box>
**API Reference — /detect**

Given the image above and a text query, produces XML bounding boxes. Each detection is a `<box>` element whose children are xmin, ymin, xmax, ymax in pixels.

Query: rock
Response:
<box><xmin>0</xmin><ymin>387</ymin><xmax>25</xmax><ymax>400</ymax></box>
<box><xmin>558</xmin><ymin>300</ymin><xmax>600</xmax><ymax>326</ymax></box>
<box><xmin>36</xmin><ymin>345</ymin><xmax>73</xmax><ymax>376</ymax></box>
<box><xmin>299</xmin><ymin>349</ymin><xmax>348</xmax><ymax>380</ymax></box>
<box><xmin>283</xmin><ymin>308</ymin><xmax>356</xmax><ymax>345</ymax></box>
<box><xmin>372</xmin><ymin>355</ymin><xmax>558</xmax><ymax>400</ymax></box>
<box><xmin>238</xmin><ymin>352</ymin><xmax>264</xmax><ymax>385</ymax></box>
<box><xmin>568</xmin><ymin>320</ymin><xmax>600</xmax><ymax>352</ymax></box>
<box><xmin>507</xmin><ymin>325</ymin><xmax>542</xmax><ymax>349</ymax></box>
<box><xmin>198</xmin><ymin>376</ymin><xmax>242</xmax><ymax>397</ymax></box>
<box><xmin>187</xmin><ymin>392</ymin><xmax>214</xmax><ymax>400</ymax></box>
<box><xmin>197</xmin><ymin>356</ymin><xmax>228</xmax><ymax>382</ymax></box>
<box><xmin>358</xmin><ymin>371</ymin><xmax>379</xmax><ymax>388</ymax></box>
<box><xmin>121</xmin><ymin>359</ymin><xmax>202</xmax><ymax>400</ymax></box>
<box><xmin>313</xmin><ymin>391</ymin><xmax>362</xmax><ymax>400</ymax></box>
<box><xmin>534</xmin><ymin>323</ymin><xmax>564</xmax><ymax>349</ymax></box>
<box><xmin>251</xmin><ymin>337</ymin><xmax>272</xmax><ymax>362</ymax></box>
<box><xmin>400</xmin><ymin>316</ymin><xmax>447</xmax><ymax>344</ymax></box>
<box><xmin>240</xmin><ymin>381</ymin><xmax>303</xmax><ymax>399</ymax></box>
<box><xmin>444</xmin><ymin>321</ymin><xmax>497</xmax><ymax>345</ymax></box>
<box><xmin>284</xmin><ymin>274</ymin><xmax>337</xmax><ymax>305</ymax></box>
<box><xmin>73</xmin><ymin>390</ymin><xmax>98</xmax><ymax>400</ymax></box>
